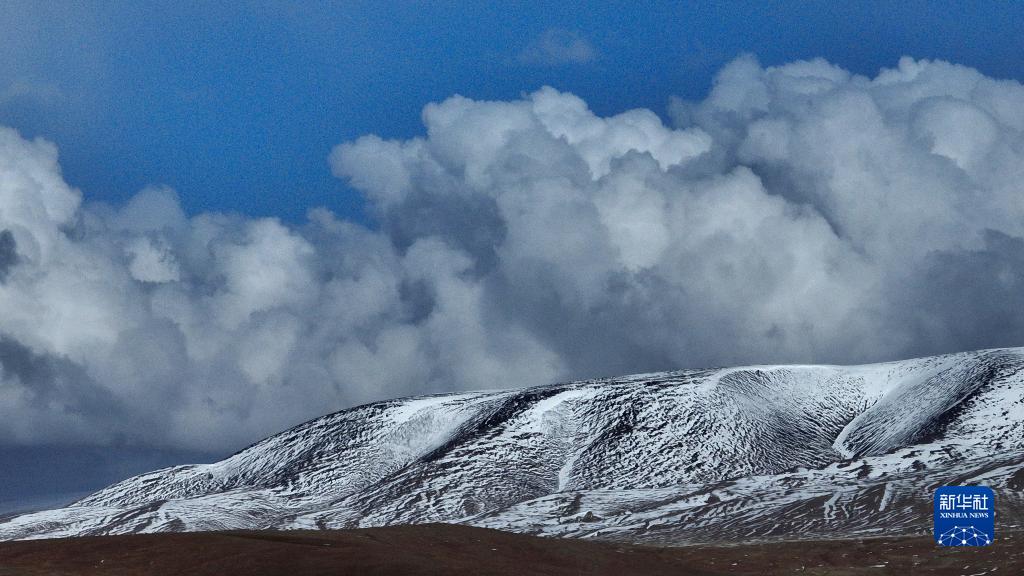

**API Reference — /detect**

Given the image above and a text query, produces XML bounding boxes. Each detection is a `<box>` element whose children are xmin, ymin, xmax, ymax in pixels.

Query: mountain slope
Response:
<box><xmin>3</xmin><ymin>348</ymin><xmax>1023</xmax><ymax>543</ymax></box>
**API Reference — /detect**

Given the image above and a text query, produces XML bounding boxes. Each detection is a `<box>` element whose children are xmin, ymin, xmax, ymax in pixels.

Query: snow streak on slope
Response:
<box><xmin>2</xmin><ymin>348</ymin><xmax>1023</xmax><ymax>543</ymax></box>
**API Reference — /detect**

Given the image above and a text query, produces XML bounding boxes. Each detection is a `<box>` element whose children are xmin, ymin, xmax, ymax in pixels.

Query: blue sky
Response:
<box><xmin>4</xmin><ymin>1</ymin><xmax>1023</xmax><ymax>223</ymax></box>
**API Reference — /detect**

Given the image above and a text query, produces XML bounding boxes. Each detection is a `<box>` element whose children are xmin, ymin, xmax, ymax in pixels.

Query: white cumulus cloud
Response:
<box><xmin>2</xmin><ymin>56</ymin><xmax>1024</xmax><ymax>452</ymax></box>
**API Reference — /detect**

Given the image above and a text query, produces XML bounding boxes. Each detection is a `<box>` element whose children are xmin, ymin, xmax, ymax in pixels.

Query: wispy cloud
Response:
<box><xmin>0</xmin><ymin>79</ymin><xmax>64</xmax><ymax>107</ymax></box>
<box><xmin>517</xmin><ymin>28</ymin><xmax>597</xmax><ymax>66</ymax></box>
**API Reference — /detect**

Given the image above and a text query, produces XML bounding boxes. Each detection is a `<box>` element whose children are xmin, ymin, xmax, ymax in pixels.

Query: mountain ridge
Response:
<box><xmin>2</xmin><ymin>347</ymin><xmax>1023</xmax><ymax>543</ymax></box>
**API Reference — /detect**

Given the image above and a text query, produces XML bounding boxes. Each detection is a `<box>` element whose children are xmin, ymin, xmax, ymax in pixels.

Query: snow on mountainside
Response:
<box><xmin>3</xmin><ymin>348</ymin><xmax>1024</xmax><ymax>543</ymax></box>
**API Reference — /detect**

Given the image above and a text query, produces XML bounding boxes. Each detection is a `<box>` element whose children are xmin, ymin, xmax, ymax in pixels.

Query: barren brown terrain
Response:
<box><xmin>0</xmin><ymin>524</ymin><xmax>1019</xmax><ymax>575</ymax></box>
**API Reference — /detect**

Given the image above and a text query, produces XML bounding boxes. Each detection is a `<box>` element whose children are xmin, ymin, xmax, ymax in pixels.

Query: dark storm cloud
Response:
<box><xmin>0</xmin><ymin>335</ymin><xmax>125</xmax><ymax>444</ymax></box>
<box><xmin>3</xmin><ymin>56</ymin><xmax>1024</xmax><ymax>452</ymax></box>
<box><xmin>0</xmin><ymin>230</ymin><xmax>17</xmax><ymax>282</ymax></box>
<box><xmin>902</xmin><ymin>230</ymin><xmax>1024</xmax><ymax>355</ymax></box>
<box><xmin>0</xmin><ymin>336</ymin><xmax>63</xmax><ymax>400</ymax></box>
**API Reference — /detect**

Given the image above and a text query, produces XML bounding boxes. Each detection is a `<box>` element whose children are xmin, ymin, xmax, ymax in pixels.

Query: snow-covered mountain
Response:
<box><xmin>3</xmin><ymin>348</ymin><xmax>1023</xmax><ymax>543</ymax></box>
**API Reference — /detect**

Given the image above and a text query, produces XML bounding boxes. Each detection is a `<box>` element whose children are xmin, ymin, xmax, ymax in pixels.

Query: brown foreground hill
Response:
<box><xmin>0</xmin><ymin>524</ymin><xmax>1019</xmax><ymax>576</ymax></box>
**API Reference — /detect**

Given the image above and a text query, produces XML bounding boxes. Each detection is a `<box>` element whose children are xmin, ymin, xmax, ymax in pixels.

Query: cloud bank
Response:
<box><xmin>3</xmin><ymin>56</ymin><xmax>1024</xmax><ymax>451</ymax></box>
